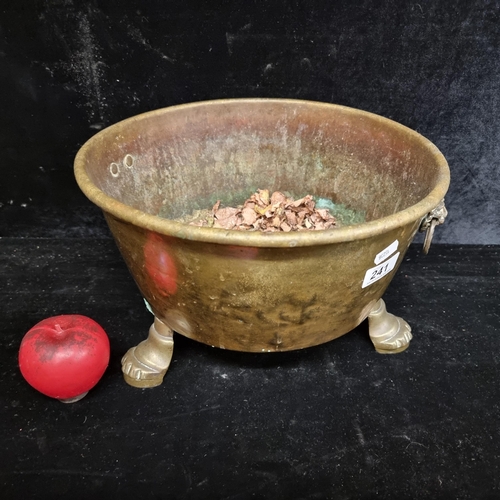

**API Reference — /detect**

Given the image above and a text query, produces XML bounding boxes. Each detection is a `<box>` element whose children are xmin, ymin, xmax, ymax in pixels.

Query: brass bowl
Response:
<box><xmin>74</xmin><ymin>99</ymin><xmax>449</xmax><ymax>387</ymax></box>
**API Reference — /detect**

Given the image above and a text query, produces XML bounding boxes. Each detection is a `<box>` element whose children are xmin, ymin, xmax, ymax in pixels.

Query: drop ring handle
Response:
<box><xmin>419</xmin><ymin>199</ymin><xmax>448</xmax><ymax>254</ymax></box>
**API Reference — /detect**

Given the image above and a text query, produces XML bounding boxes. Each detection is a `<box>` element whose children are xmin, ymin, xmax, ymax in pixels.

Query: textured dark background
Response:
<box><xmin>0</xmin><ymin>0</ymin><xmax>499</xmax><ymax>241</ymax></box>
<box><xmin>2</xmin><ymin>2</ymin><xmax>500</xmax><ymax>499</ymax></box>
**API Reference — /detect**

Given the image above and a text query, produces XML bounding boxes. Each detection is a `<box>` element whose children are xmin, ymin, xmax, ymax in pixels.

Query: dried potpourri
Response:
<box><xmin>187</xmin><ymin>189</ymin><xmax>337</xmax><ymax>232</ymax></box>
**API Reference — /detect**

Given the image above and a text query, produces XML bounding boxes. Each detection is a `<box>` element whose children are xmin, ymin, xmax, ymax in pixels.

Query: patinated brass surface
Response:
<box><xmin>74</xmin><ymin>99</ymin><xmax>450</xmax><ymax>387</ymax></box>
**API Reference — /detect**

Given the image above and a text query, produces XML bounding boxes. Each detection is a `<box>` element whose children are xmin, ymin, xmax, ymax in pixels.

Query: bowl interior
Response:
<box><xmin>78</xmin><ymin>99</ymin><xmax>447</xmax><ymax>227</ymax></box>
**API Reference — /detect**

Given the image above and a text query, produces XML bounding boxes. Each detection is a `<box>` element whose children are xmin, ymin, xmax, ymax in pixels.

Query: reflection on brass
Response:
<box><xmin>121</xmin><ymin>317</ymin><xmax>174</xmax><ymax>388</ymax></box>
<box><xmin>74</xmin><ymin>99</ymin><xmax>450</xmax><ymax>387</ymax></box>
<box><xmin>420</xmin><ymin>199</ymin><xmax>448</xmax><ymax>254</ymax></box>
<box><xmin>368</xmin><ymin>299</ymin><xmax>412</xmax><ymax>354</ymax></box>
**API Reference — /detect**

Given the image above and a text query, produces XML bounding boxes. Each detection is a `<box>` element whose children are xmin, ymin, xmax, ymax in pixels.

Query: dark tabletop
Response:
<box><xmin>1</xmin><ymin>240</ymin><xmax>499</xmax><ymax>499</ymax></box>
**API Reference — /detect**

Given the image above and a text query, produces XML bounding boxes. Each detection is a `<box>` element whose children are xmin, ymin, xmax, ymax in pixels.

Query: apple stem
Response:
<box><xmin>54</xmin><ymin>324</ymin><xmax>64</xmax><ymax>335</ymax></box>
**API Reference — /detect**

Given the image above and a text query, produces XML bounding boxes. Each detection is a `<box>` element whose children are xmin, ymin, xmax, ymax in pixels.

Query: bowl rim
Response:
<box><xmin>74</xmin><ymin>98</ymin><xmax>450</xmax><ymax>248</ymax></box>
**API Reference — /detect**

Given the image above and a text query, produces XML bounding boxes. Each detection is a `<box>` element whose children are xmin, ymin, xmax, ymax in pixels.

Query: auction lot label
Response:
<box><xmin>362</xmin><ymin>252</ymin><xmax>400</xmax><ymax>288</ymax></box>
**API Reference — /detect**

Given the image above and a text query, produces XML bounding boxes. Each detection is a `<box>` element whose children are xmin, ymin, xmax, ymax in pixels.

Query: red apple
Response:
<box><xmin>19</xmin><ymin>315</ymin><xmax>110</xmax><ymax>403</ymax></box>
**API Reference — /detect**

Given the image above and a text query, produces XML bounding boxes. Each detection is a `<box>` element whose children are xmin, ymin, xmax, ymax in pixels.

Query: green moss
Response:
<box><xmin>158</xmin><ymin>189</ymin><xmax>366</xmax><ymax>227</ymax></box>
<box><xmin>315</xmin><ymin>197</ymin><xmax>366</xmax><ymax>226</ymax></box>
<box><xmin>158</xmin><ymin>186</ymin><xmax>259</xmax><ymax>220</ymax></box>
<box><xmin>203</xmin><ymin>186</ymin><xmax>259</xmax><ymax>209</ymax></box>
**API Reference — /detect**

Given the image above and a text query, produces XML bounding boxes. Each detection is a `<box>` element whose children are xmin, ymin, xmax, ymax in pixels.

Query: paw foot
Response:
<box><xmin>368</xmin><ymin>299</ymin><xmax>412</xmax><ymax>355</ymax></box>
<box><xmin>372</xmin><ymin>317</ymin><xmax>412</xmax><ymax>354</ymax></box>
<box><xmin>121</xmin><ymin>346</ymin><xmax>167</xmax><ymax>388</ymax></box>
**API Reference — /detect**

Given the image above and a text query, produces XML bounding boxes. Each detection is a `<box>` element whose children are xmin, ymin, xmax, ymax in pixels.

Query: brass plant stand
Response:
<box><xmin>73</xmin><ymin>99</ymin><xmax>450</xmax><ymax>390</ymax></box>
